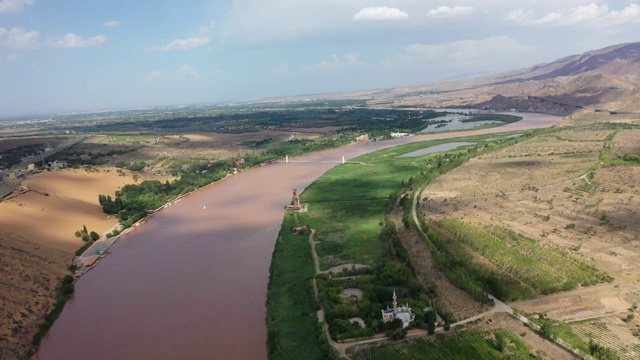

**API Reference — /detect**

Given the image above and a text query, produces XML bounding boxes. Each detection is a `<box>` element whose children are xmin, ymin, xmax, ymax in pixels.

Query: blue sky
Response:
<box><xmin>1</xmin><ymin>0</ymin><xmax>639</xmax><ymax>115</ymax></box>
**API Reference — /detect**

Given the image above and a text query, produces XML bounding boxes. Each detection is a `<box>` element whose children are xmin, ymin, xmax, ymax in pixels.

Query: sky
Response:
<box><xmin>0</xmin><ymin>0</ymin><xmax>639</xmax><ymax>115</ymax></box>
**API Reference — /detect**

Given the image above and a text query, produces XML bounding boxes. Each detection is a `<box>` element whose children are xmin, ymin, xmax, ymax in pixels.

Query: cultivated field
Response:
<box><xmin>611</xmin><ymin>129</ymin><xmax>640</xmax><ymax>157</ymax></box>
<box><xmin>83</xmin><ymin>130</ymin><xmax>327</xmax><ymax>166</ymax></box>
<box><xmin>420</xmin><ymin>124</ymin><xmax>640</xmax><ymax>354</ymax></box>
<box><xmin>349</xmin><ymin>328</ymin><xmax>535</xmax><ymax>360</ymax></box>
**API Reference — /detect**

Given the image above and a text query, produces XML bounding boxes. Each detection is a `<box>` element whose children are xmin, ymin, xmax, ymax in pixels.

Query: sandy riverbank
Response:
<box><xmin>0</xmin><ymin>167</ymin><xmax>170</xmax><ymax>252</ymax></box>
<box><xmin>0</xmin><ymin>167</ymin><xmax>172</xmax><ymax>359</ymax></box>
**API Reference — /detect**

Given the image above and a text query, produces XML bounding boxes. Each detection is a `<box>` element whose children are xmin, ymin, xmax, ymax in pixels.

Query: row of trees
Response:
<box><xmin>98</xmin><ymin>135</ymin><xmax>355</xmax><ymax>228</ymax></box>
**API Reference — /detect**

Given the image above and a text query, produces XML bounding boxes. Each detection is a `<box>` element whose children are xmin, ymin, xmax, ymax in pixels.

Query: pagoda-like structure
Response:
<box><xmin>287</xmin><ymin>188</ymin><xmax>302</xmax><ymax>211</ymax></box>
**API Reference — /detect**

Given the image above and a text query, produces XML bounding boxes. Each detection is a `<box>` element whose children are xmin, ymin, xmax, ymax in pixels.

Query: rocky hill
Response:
<box><xmin>471</xmin><ymin>43</ymin><xmax>640</xmax><ymax>115</ymax></box>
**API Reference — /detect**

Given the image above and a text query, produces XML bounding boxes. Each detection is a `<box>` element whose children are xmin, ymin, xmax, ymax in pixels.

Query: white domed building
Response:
<box><xmin>381</xmin><ymin>291</ymin><xmax>415</xmax><ymax>329</ymax></box>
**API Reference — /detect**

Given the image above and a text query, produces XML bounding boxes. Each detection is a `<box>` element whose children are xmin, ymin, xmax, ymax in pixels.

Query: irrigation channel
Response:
<box><xmin>34</xmin><ymin>112</ymin><xmax>560</xmax><ymax>360</ymax></box>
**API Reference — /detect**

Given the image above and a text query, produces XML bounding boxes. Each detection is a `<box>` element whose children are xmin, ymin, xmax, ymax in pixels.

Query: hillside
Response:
<box><xmin>442</xmin><ymin>43</ymin><xmax>640</xmax><ymax>117</ymax></box>
<box><xmin>289</xmin><ymin>42</ymin><xmax>639</xmax><ymax>120</ymax></box>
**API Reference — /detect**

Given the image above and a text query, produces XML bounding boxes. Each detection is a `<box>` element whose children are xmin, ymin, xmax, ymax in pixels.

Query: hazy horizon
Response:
<box><xmin>1</xmin><ymin>0</ymin><xmax>639</xmax><ymax>116</ymax></box>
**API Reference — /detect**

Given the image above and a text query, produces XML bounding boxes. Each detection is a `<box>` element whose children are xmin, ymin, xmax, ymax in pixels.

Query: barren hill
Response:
<box><xmin>278</xmin><ymin>42</ymin><xmax>640</xmax><ymax>119</ymax></box>
<box><xmin>432</xmin><ymin>43</ymin><xmax>640</xmax><ymax>117</ymax></box>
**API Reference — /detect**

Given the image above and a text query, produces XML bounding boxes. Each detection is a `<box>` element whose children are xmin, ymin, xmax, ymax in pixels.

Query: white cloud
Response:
<box><xmin>197</xmin><ymin>21</ymin><xmax>217</xmax><ymax>35</ymax></box>
<box><xmin>507</xmin><ymin>3</ymin><xmax>640</xmax><ymax>28</ymax></box>
<box><xmin>1</xmin><ymin>26</ymin><xmax>107</xmax><ymax>51</ymax></box>
<box><xmin>270</xmin><ymin>62</ymin><xmax>290</xmax><ymax>77</ymax></box>
<box><xmin>300</xmin><ymin>53</ymin><xmax>361</xmax><ymax>73</ymax></box>
<box><xmin>564</xmin><ymin>3</ymin><xmax>609</xmax><ymax>25</ymax></box>
<box><xmin>536</xmin><ymin>12</ymin><xmax>563</xmax><ymax>24</ymax></box>
<box><xmin>177</xmin><ymin>64</ymin><xmax>199</xmax><ymax>80</ymax></box>
<box><xmin>0</xmin><ymin>0</ymin><xmax>35</xmax><ymax>14</ymax></box>
<box><xmin>103</xmin><ymin>20</ymin><xmax>121</xmax><ymax>28</ymax></box>
<box><xmin>45</xmin><ymin>33</ymin><xmax>107</xmax><ymax>48</ymax></box>
<box><xmin>0</xmin><ymin>26</ymin><xmax>40</xmax><ymax>50</ymax></box>
<box><xmin>353</xmin><ymin>7</ymin><xmax>409</xmax><ymax>21</ymax></box>
<box><xmin>149</xmin><ymin>36</ymin><xmax>210</xmax><ymax>52</ymax></box>
<box><xmin>1</xmin><ymin>52</ymin><xmax>21</xmax><ymax>62</ymax></box>
<box><xmin>147</xmin><ymin>70</ymin><xmax>162</xmax><ymax>81</ymax></box>
<box><xmin>403</xmin><ymin>36</ymin><xmax>531</xmax><ymax>70</ymax></box>
<box><xmin>609</xmin><ymin>3</ymin><xmax>640</xmax><ymax>24</ymax></box>
<box><xmin>506</xmin><ymin>9</ymin><xmax>530</xmax><ymax>22</ymax></box>
<box><xmin>427</xmin><ymin>6</ymin><xmax>474</xmax><ymax>17</ymax></box>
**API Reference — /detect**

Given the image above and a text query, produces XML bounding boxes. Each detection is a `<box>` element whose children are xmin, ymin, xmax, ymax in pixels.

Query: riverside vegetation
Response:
<box><xmin>91</xmin><ymin>108</ymin><xmax>518</xmax><ymax>228</ymax></box>
<box><xmin>267</xmin><ymin>132</ymin><xmax>536</xmax><ymax>359</ymax></box>
<box><xmin>1</xmin><ymin>103</ymin><xmax>520</xmax><ymax>359</ymax></box>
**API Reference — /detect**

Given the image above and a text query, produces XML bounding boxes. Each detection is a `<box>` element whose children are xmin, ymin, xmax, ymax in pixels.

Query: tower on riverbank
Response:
<box><xmin>287</xmin><ymin>189</ymin><xmax>302</xmax><ymax>211</ymax></box>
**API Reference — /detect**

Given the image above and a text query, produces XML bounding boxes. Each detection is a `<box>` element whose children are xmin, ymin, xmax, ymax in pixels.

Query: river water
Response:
<box><xmin>34</xmin><ymin>112</ymin><xmax>560</xmax><ymax>360</ymax></box>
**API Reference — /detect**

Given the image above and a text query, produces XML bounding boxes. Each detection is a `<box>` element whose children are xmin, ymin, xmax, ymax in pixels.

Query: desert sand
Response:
<box><xmin>0</xmin><ymin>168</ymin><xmax>169</xmax><ymax>252</ymax></box>
<box><xmin>0</xmin><ymin>167</ymin><xmax>171</xmax><ymax>358</ymax></box>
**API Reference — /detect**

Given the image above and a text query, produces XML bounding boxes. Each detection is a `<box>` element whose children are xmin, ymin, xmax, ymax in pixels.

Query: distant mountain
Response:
<box><xmin>493</xmin><ymin>42</ymin><xmax>640</xmax><ymax>83</ymax></box>
<box><xmin>260</xmin><ymin>42</ymin><xmax>639</xmax><ymax>118</ymax></box>
<box><xmin>472</xmin><ymin>42</ymin><xmax>640</xmax><ymax>115</ymax></box>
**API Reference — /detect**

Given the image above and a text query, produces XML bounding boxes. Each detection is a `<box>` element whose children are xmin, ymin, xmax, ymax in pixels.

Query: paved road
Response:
<box><xmin>0</xmin><ymin>135</ymin><xmax>87</xmax><ymax>180</ymax></box>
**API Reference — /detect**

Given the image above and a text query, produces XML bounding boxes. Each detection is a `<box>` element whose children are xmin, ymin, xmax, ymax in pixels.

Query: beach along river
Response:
<box><xmin>34</xmin><ymin>112</ymin><xmax>560</xmax><ymax>360</ymax></box>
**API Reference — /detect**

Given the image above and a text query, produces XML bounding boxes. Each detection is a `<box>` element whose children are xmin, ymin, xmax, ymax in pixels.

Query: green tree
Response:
<box><xmin>425</xmin><ymin>310</ymin><xmax>437</xmax><ymax>335</ymax></box>
<box><xmin>540</xmin><ymin>321</ymin><xmax>554</xmax><ymax>339</ymax></box>
<box><xmin>494</xmin><ymin>332</ymin><xmax>506</xmax><ymax>352</ymax></box>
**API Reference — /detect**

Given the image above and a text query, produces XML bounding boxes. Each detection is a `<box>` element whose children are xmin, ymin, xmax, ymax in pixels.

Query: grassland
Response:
<box><xmin>266</xmin><ymin>132</ymin><xmax>537</xmax><ymax>358</ymax></box>
<box><xmin>266</xmin><ymin>215</ymin><xmax>330</xmax><ymax>360</ymax></box>
<box><xmin>302</xmin><ymin>136</ymin><xmax>492</xmax><ymax>270</ymax></box>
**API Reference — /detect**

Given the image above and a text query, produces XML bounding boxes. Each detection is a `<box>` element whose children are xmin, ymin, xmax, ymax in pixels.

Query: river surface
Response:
<box><xmin>35</xmin><ymin>112</ymin><xmax>560</xmax><ymax>360</ymax></box>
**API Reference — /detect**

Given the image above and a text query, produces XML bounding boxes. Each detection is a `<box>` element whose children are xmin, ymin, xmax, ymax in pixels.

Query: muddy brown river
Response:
<box><xmin>35</xmin><ymin>113</ymin><xmax>560</xmax><ymax>360</ymax></box>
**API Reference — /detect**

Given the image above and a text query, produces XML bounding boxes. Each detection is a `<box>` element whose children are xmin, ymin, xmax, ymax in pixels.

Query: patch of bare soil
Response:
<box><xmin>324</xmin><ymin>264</ymin><xmax>370</xmax><ymax>274</ymax></box>
<box><xmin>512</xmin><ymin>283</ymin><xmax>639</xmax><ymax>321</ymax></box>
<box><xmin>612</xmin><ymin>129</ymin><xmax>640</xmax><ymax>156</ymax></box>
<box><xmin>0</xmin><ymin>235</ymin><xmax>69</xmax><ymax>360</ymax></box>
<box><xmin>482</xmin><ymin>313</ymin><xmax>578</xmax><ymax>360</ymax></box>
<box><xmin>390</xmin><ymin>210</ymin><xmax>488</xmax><ymax>321</ymax></box>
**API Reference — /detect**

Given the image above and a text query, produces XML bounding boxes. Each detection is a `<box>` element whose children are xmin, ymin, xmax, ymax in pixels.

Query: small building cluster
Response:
<box><xmin>381</xmin><ymin>291</ymin><xmax>415</xmax><ymax>328</ymax></box>
<box><xmin>390</xmin><ymin>132</ymin><xmax>410</xmax><ymax>138</ymax></box>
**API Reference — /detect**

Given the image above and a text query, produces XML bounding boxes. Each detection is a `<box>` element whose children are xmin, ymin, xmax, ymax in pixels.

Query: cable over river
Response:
<box><xmin>34</xmin><ymin>112</ymin><xmax>560</xmax><ymax>360</ymax></box>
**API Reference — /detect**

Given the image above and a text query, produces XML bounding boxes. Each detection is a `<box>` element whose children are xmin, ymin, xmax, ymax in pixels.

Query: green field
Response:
<box><xmin>350</xmin><ymin>329</ymin><xmax>536</xmax><ymax>360</ymax></box>
<box><xmin>266</xmin><ymin>133</ymin><xmax>531</xmax><ymax>358</ymax></box>
<box><xmin>266</xmin><ymin>215</ymin><xmax>330</xmax><ymax>360</ymax></box>
<box><xmin>425</xmin><ymin>219</ymin><xmax>611</xmax><ymax>301</ymax></box>
<box><xmin>302</xmin><ymin>137</ymin><xmax>484</xmax><ymax>270</ymax></box>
